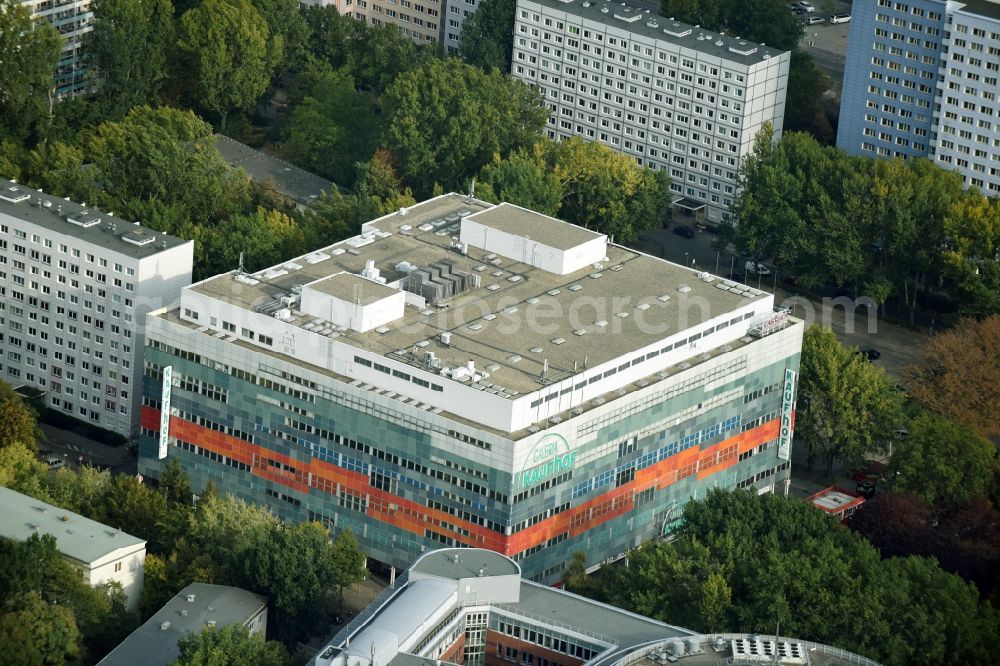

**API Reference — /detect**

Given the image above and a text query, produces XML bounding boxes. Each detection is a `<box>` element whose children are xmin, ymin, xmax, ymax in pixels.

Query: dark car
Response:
<box><xmin>672</xmin><ymin>224</ymin><xmax>696</xmax><ymax>239</ymax></box>
<box><xmin>857</xmin><ymin>348</ymin><xmax>881</xmax><ymax>361</ymax></box>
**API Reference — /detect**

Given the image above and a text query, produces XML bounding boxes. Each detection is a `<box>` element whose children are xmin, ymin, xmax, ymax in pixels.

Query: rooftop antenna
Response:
<box><xmin>584</xmin><ymin>354</ymin><xmax>589</xmax><ymax>369</ymax></box>
<box><xmin>540</xmin><ymin>358</ymin><xmax>548</xmax><ymax>380</ymax></box>
<box><xmin>237</xmin><ymin>252</ymin><xmax>245</xmax><ymax>276</ymax></box>
<box><xmin>469</xmin><ymin>177</ymin><xmax>476</xmax><ymax>199</ymax></box>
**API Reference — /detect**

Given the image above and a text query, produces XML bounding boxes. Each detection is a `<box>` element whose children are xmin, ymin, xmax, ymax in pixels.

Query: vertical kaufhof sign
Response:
<box><xmin>777</xmin><ymin>368</ymin><xmax>796</xmax><ymax>461</ymax></box>
<box><xmin>158</xmin><ymin>365</ymin><xmax>173</xmax><ymax>460</ymax></box>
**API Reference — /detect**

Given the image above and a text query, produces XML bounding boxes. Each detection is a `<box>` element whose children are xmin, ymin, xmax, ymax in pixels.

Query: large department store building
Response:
<box><xmin>138</xmin><ymin>194</ymin><xmax>802</xmax><ymax>582</ymax></box>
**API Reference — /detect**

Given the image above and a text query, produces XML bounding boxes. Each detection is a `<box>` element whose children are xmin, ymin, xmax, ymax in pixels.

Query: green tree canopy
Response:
<box><xmin>86</xmin><ymin>0</ymin><xmax>175</xmax><ymax>111</ymax></box>
<box><xmin>85</xmin><ymin>105</ymin><xmax>253</xmax><ymax>236</ymax></box>
<box><xmin>0</xmin><ymin>0</ymin><xmax>61</xmax><ymax>144</ymax></box>
<box><xmin>459</xmin><ymin>0</ymin><xmax>516</xmax><ymax>72</ymax></box>
<box><xmin>904</xmin><ymin>314</ymin><xmax>1000</xmax><ymax>436</ymax></box>
<box><xmin>588</xmin><ymin>489</ymin><xmax>999</xmax><ymax>665</ymax></box>
<box><xmin>0</xmin><ymin>590</ymin><xmax>82</xmax><ymax>666</ymax></box>
<box><xmin>475</xmin><ymin>146</ymin><xmax>564</xmax><ymax>217</ymax></box>
<box><xmin>548</xmin><ymin>138</ymin><xmax>671</xmax><ymax>243</ymax></box>
<box><xmin>0</xmin><ymin>381</ymin><xmax>38</xmax><ymax>450</ymax></box>
<box><xmin>660</xmin><ymin>0</ymin><xmax>803</xmax><ymax>51</ymax></box>
<box><xmin>173</xmin><ymin>623</ymin><xmax>291</xmax><ymax>666</ymax></box>
<box><xmin>889</xmin><ymin>411</ymin><xmax>995</xmax><ymax>508</ymax></box>
<box><xmin>177</xmin><ymin>0</ymin><xmax>277</xmax><ymax>130</ymax></box>
<box><xmin>282</xmin><ymin>66</ymin><xmax>379</xmax><ymax>186</ymax></box>
<box><xmin>249</xmin><ymin>0</ymin><xmax>310</xmax><ymax>71</ymax></box>
<box><xmin>383</xmin><ymin>58</ymin><xmax>548</xmax><ymax>195</ymax></box>
<box><xmin>797</xmin><ymin>325</ymin><xmax>906</xmax><ymax>475</ymax></box>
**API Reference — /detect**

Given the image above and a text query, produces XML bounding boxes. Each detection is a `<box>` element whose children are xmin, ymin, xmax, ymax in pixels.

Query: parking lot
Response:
<box><xmin>795</xmin><ymin>0</ymin><xmax>855</xmax><ymax>85</ymax></box>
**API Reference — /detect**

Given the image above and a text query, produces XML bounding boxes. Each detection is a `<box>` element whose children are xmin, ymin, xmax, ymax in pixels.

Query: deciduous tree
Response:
<box><xmin>0</xmin><ymin>0</ymin><xmax>61</xmax><ymax>143</ymax></box>
<box><xmin>549</xmin><ymin>138</ymin><xmax>671</xmax><ymax>243</ymax></box>
<box><xmin>176</xmin><ymin>0</ymin><xmax>276</xmax><ymax>130</ymax></box>
<box><xmin>0</xmin><ymin>591</ymin><xmax>82</xmax><ymax>666</ymax></box>
<box><xmin>889</xmin><ymin>412</ymin><xmax>995</xmax><ymax>508</ymax></box>
<box><xmin>0</xmin><ymin>381</ymin><xmax>38</xmax><ymax>450</ymax></box>
<box><xmin>797</xmin><ymin>325</ymin><xmax>906</xmax><ymax>475</ymax></box>
<box><xmin>383</xmin><ymin>58</ymin><xmax>547</xmax><ymax>195</ymax></box>
<box><xmin>903</xmin><ymin>314</ymin><xmax>1000</xmax><ymax>437</ymax></box>
<box><xmin>459</xmin><ymin>0</ymin><xmax>516</xmax><ymax>72</ymax></box>
<box><xmin>475</xmin><ymin>146</ymin><xmax>564</xmax><ymax>216</ymax></box>
<box><xmin>86</xmin><ymin>0</ymin><xmax>175</xmax><ymax>110</ymax></box>
<box><xmin>174</xmin><ymin>623</ymin><xmax>291</xmax><ymax>666</ymax></box>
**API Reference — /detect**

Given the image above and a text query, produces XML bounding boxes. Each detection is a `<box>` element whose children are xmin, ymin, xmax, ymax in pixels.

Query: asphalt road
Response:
<box><xmin>635</xmin><ymin>224</ymin><xmax>924</xmax><ymax>380</ymax></box>
<box><xmin>39</xmin><ymin>423</ymin><xmax>135</xmax><ymax>474</ymax></box>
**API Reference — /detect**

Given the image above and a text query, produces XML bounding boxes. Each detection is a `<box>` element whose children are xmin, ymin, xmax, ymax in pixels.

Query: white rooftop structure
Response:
<box><xmin>174</xmin><ymin>193</ymin><xmax>776</xmax><ymax>435</ymax></box>
<box><xmin>0</xmin><ymin>486</ymin><xmax>147</xmax><ymax>610</ymax></box>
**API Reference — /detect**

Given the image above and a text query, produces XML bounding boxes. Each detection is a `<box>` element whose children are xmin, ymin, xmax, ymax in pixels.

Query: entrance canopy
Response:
<box><xmin>672</xmin><ymin>197</ymin><xmax>707</xmax><ymax>212</ymax></box>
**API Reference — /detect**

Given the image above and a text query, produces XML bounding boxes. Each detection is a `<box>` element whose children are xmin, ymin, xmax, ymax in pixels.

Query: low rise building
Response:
<box><xmin>0</xmin><ymin>486</ymin><xmax>146</xmax><ymax>610</ymax></box>
<box><xmin>98</xmin><ymin>583</ymin><xmax>267</xmax><ymax>666</ymax></box>
<box><xmin>0</xmin><ymin>179</ymin><xmax>193</xmax><ymax>438</ymax></box>
<box><xmin>213</xmin><ymin>135</ymin><xmax>335</xmax><ymax>210</ymax></box>
<box><xmin>311</xmin><ymin>547</ymin><xmax>882</xmax><ymax>666</ymax></box>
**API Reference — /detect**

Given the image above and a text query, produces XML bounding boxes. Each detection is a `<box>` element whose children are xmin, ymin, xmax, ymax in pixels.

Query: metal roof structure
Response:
<box><xmin>213</xmin><ymin>134</ymin><xmax>334</xmax><ymax>206</ymax></box>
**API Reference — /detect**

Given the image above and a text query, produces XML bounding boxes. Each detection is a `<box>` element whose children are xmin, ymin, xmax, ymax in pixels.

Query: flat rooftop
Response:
<box><xmin>466</xmin><ymin>203</ymin><xmax>605</xmax><ymax>251</ymax></box>
<box><xmin>411</xmin><ymin>548</ymin><xmax>521</xmax><ymax>580</ymax></box>
<box><xmin>0</xmin><ymin>179</ymin><xmax>190</xmax><ymax>259</ymax></box>
<box><xmin>214</xmin><ymin>134</ymin><xmax>334</xmax><ymax>205</ymax></box>
<box><xmin>522</xmin><ymin>0</ymin><xmax>788</xmax><ymax>66</ymax></box>
<box><xmin>307</xmin><ymin>272</ymin><xmax>399</xmax><ymax>304</ymax></box>
<box><xmin>0</xmin><ymin>486</ymin><xmax>145</xmax><ymax>565</ymax></box>
<box><xmin>956</xmin><ymin>0</ymin><xmax>1000</xmax><ymax>20</ymax></box>
<box><xmin>186</xmin><ymin>194</ymin><xmax>768</xmax><ymax>399</ymax></box>
<box><xmin>98</xmin><ymin>583</ymin><xmax>267</xmax><ymax>666</ymax></box>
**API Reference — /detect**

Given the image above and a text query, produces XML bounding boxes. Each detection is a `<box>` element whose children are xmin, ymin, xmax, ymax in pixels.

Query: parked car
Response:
<box><xmin>672</xmin><ymin>224</ymin><xmax>696</xmax><ymax>239</ymax></box>
<box><xmin>790</xmin><ymin>1</ymin><xmax>815</xmax><ymax>13</ymax></box>
<box><xmin>805</xmin><ymin>15</ymin><xmax>826</xmax><ymax>25</ymax></box>
<box><xmin>45</xmin><ymin>456</ymin><xmax>65</xmax><ymax>471</ymax></box>
<box><xmin>745</xmin><ymin>260</ymin><xmax>771</xmax><ymax>275</ymax></box>
<box><xmin>829</xmin><ymin>13</ymin><xmax>851</xmax><ymax>24</ymax></box>
<box><xmin>856</xmin><ymin>348</ymin><xmax>881</xmax><ymax>361</ymax></box>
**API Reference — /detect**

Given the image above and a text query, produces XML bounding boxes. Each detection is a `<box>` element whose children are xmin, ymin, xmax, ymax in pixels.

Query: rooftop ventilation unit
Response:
<box><xmin>121</xmin><ymin>229</ymin><xmax>157</xmax><ymax>246</ymax></box>
<box><xmin>68</xmin><ymin>213</ymin><xmax>102</xmax><ymax>228</ymax></box>
<box><xmin>403</xmin><ymin>259</ymin><xmax>478</xmax><ymax>304</ymax></box>
<box><xmin>0</xmin><ymin>186</ymin><xmax>29</xmax><ymax>204</ymax></box>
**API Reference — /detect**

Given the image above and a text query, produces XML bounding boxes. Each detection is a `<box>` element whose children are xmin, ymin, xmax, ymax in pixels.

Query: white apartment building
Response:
<box><xmin>0</xmin><ymin>179</ymin><xmax>193</xmax><ymax>438</ymax></box>
<box><xmin>511</xmin><ymin>0</ymin><xmax>790</xmax><ymax>224</ymax></box>
<box><xmin>443</xmin><ymin>0</ymin><xmax>482</xmax><ymax>52</ymax></box>
<box><xmin>0</xmin><ymin>486</ymin><xmax>147</xmax><ymax>611</ymax></box>
<box><xmin>931</xmin><ymin>1</ymin><xmax>1000</xmax><ymax>194</ymax></box>
<box><xmin>301</xmin><ymin>0</ymin><xmax>443</xmax><ymax>44</ymax></box>
<box><xmin>21</xmin><ymin>0</ymin><xmax>94</xmax><ymax>98</ymax></box>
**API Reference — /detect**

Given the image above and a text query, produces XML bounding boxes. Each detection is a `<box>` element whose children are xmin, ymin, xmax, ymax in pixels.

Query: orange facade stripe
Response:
<box><xmin>143</xmin><ymin>406</ymin><xmax>783</xmax><ymax>556</ymax></box>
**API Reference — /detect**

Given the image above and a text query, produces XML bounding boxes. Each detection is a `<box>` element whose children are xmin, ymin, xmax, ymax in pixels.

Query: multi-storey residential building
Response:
<box><xmin>310</xmin><ymin>547</ymin><xmax>881</xmax><ymax>666</ymax></box>
<box><xmin>837</xmin><ymin>0</ymin><xmax>1000</xmax><ymax>195</ymax></box>
<box><xmin>443</xmin><ymin>0</ymin><xmax>482</xmax><ymax>52</ymax></box>
<box><xmin>302</xmin><ymin>0</ymin><xmax>443</xmax><ymax>44</ymax></box>
<box><xmin>0</xmin><ymin>179</ymin><xmax>193</xmax><ymax>438</ymax></box>
<box><xmin>138</xmin><ymin>194</ymin><xmax>802</xmax><ymax>583</ymax></box>
<box><xmin>1</xmin><ymin>486</ymin><xmax>147</xmax><ymax>610</ymax></box>
<box><xmin>21</xmin><ymin>0</ymin><xmax>94</xmax><ymax>98</ymax></box>
<box><xmin>510</xmin><ymin>0</ymin><xmax>790</xmax><ymax>224</ymax></box>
